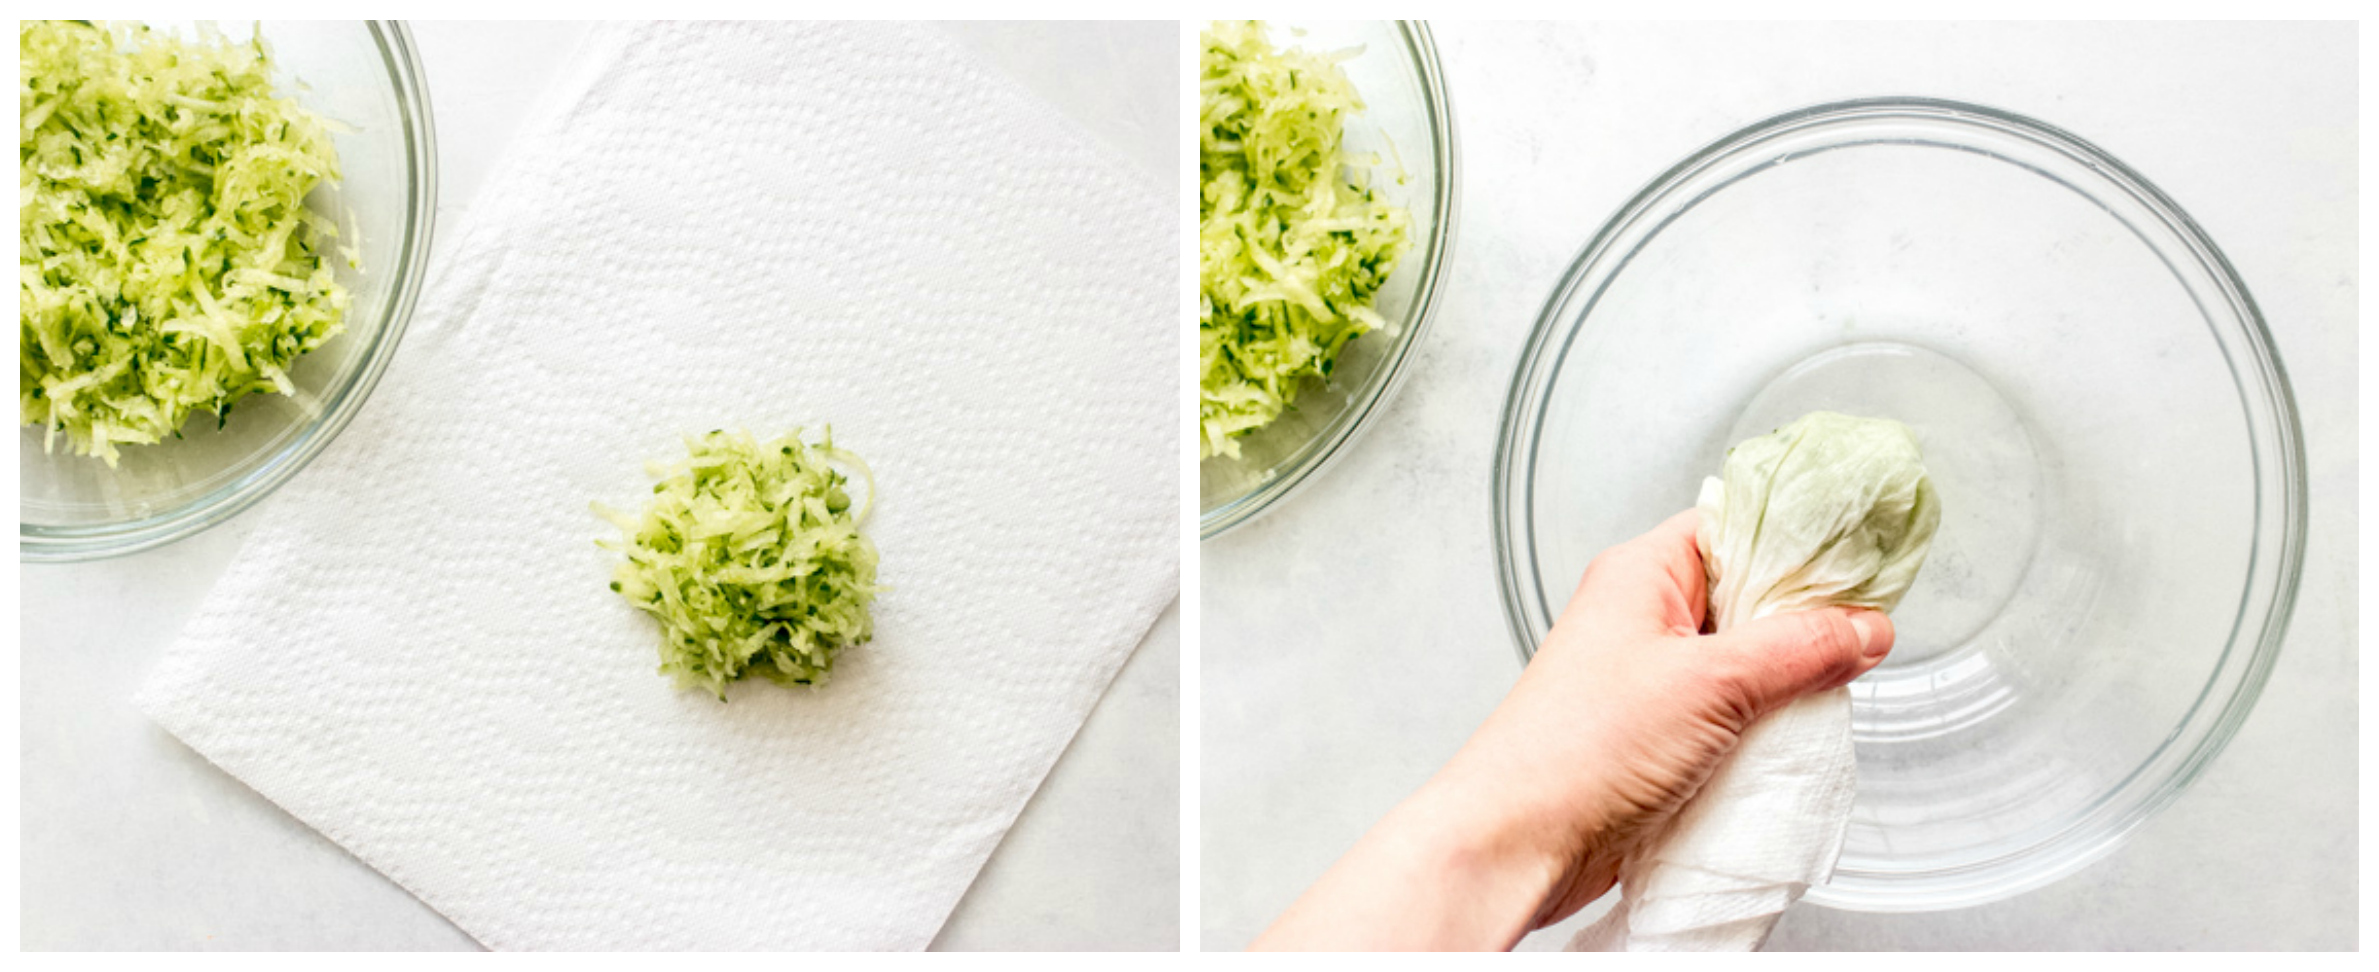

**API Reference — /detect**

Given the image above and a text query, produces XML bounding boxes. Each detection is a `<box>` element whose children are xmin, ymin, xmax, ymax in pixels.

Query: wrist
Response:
<box><xmin>1253</xmin><ymin>778</ymin><xmax>1559</xmax><ymax>951</ymax></box>
<box><xmin>1414</xmin><ymin>686</ymin><xmax>1644</xmax><ymax>929</ymax></box>
<box><xmin>1383</xmin><ymin>772</ymin><xmax>1575</xmax><ymax>945</ymax></box>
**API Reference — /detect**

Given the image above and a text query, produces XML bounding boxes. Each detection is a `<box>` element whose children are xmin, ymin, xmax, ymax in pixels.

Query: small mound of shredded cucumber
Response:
<box><xmin>1199</xmin><ymin>20</ymin><xmax>1411</xmax><ymax>460</ymax></box>
<box><xmin>598</xmin><ymin>429</ymin><xmax>881</xmax><ymax>700</ymax></box>
<box><xmin>20</xmin><ymin>20</ymin><xmax>352</xmax><ymax>465</ymax></box>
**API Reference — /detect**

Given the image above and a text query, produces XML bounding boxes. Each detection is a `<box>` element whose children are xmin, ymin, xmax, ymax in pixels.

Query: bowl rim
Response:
<box><xmin>1489</xmin><ymin>96</ymin><xmax>2308</xmax><ymax>911</ymax></box>
<box><xmin>21</xmin><ymin>20</ymin><xmax>440</xmax><ymax>563</ymax></box>
<box><xmin>1198</xmin><ymin>19</ymin><xmax>1460</xmax><ymax>540</ymax></box>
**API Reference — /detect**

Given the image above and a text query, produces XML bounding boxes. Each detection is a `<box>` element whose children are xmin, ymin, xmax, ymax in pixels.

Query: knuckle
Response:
<box><xmin>1676</xmin><ymin>644</ymin><xmax>1763</xmax><ymax>734</ymax></box>
<box><xmin>1771</xmin><ymin>612</ymin><xmax>1850</xmax><ymax>674</ymax></box>
<box><xmin>1708</xmin><ymin>611</ymin><xmax>1863</xmax><ymax>721</ymax></box>
<box><xmin>1578</xmin><ymin>546</ymin><xmax>1636</xmax><ymax>590</ymax></box>
<box><xmin>1798</xmin><ymin>610</ymin><xmax>1864</xmax><ymax>660</ymax></box>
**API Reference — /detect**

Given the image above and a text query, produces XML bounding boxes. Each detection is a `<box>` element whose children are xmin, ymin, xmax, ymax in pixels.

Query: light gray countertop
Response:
<box><xmin>1201</xmin><ymin>21</ymin><xmax>2356</xmax><ymax>951</ymax></box>
<box><xmin>21</xmin><ymin>21</ymin><xmax>1180</xmax><ymax>952</ymax></box>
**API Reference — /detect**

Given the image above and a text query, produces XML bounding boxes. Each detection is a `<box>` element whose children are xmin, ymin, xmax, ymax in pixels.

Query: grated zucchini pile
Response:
<box><xmin>1199</xmin><ymin>20</ymin><xmax>1410</xmax><ymax>460</ymax></box>
<box><xmin>20</xmin><ymin>20</ymin><xmax>352</xmax><ymax>465</ymax></box>
<box><xmin>599</xmin><ymin>430</ymin><xmax>880</xmax><ymax>700</ymax></box>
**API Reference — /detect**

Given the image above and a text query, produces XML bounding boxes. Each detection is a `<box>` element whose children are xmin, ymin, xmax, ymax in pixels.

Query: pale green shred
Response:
<box><xmin>1199</xmin><ymin>20</ymin><xmax>1411</xmax><ymax>460</ymax></box>
<box><xmin>597</xmin><ymin>429</ymin><xmax>881</xmax><ymax>700</ymax></box>
<box><xmin>20</xmin><ymin>20</ymin><xmax>352</xmax><ymax>465</ymax></box>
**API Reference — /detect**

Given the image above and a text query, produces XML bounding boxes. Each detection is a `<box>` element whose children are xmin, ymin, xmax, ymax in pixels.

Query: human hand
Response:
<box><xmin>1255</xmin><ymin>509</ymin><xmax>1894</xmax><ymax>950</ymax></box>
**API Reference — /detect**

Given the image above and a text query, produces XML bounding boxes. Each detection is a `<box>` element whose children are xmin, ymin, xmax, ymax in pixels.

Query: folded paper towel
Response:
<box><xmin>136</xmin><ymin>22</ymin><xmax>1175</xmax><ymax>950</ymax></box>
<box><xmin>1567</xmin><ymin>688</ymin><xmax>1856</xmax><ymax>951</ymax></box>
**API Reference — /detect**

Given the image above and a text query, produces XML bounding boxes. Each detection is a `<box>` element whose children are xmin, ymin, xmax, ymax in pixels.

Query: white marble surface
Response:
<box><xmin>1201</xmin><ymin>21</ymin><xmax>2357</xmax><ymax>951</ymax></box>
<box><xmin>20</xmin><ymin>21</ymin><xmax>1180</xmax><ymax>951</ymax></box>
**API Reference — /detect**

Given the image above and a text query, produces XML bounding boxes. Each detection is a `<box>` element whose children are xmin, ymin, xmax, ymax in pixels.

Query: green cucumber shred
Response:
<box><xmin>597</xmin><ymin>429</ymin><xmax>881</xmax><ymax>700</ymax></box>
<box><xmin>20</xmin><ymin>20</ymin><xmax>353</xmax><ymax>465</ymax></box>
<box><xmin>1199</xmin><ymin>20</ymin><xmax>1411</xmax><ymax>460</ymax></box>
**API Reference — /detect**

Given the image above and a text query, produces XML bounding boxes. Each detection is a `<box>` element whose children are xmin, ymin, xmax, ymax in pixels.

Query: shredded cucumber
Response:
<box><xmin>598</xmin><ymin>429</ymin><xmax>880</xmax><ymax>700</ymax></box>
<box><xmin>20</xmin><ymin>20</ymin><xmax>352</xmax><ymax>465</ymax></box>
<box><xmin>1199</xmin><ymin>20</ymin><xmax>1411</xmax><ymax>460</ymax></box>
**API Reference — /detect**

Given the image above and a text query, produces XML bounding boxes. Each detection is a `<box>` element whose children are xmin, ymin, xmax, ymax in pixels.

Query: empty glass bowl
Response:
<box><xmin>21</xmin><ymin>20</ymin><xmax>437</xmax><ymax>561</ymax></box>
<box><xmin>1199</xmin><ymin>20</ymin><xmax>1457</xmax><ymax>539</ymax></box>
<box><xmin>1493</xmin><ymin>98</ymin><xmax>2305</xmax><ymax>910</ymax></box>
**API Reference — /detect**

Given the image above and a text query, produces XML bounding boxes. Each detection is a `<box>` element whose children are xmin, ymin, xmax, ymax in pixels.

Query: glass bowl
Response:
<box><xmin>21</xmin><ymin>20</ymin><xmax>437</xmax><ymax>561</ymax></box>
<box><xmin>1198</xmin><ymin>20</ymin><xmax>1457</xmax><ymax>539</ymax></box>
<box><xmin>1492</xmin><ymin>98</ymin><xmax>2305</xmax><ymax>911</ymax></box>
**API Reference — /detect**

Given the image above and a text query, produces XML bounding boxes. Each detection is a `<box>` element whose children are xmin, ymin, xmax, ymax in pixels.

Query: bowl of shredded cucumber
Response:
<box><xmin>20</xmin><ymin>20</ymin><xmax>435</xmax><ymax>561</ymax></box>
<box><xmin>1197</xmin><ymin>20</ymin><xmax>1456</xmax><ymax>539</ymax></box>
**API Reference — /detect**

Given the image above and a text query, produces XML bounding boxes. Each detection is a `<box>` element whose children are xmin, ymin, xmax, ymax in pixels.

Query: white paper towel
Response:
<box><xmin>135</xmin><ymin>21</ymin><xmax>1175</xmax><ymax>951</ymax></box>
<box><xmin>1567</xmin><ymin>689</ymin><xmax>1854</xmax><ymax>951</ymax></box>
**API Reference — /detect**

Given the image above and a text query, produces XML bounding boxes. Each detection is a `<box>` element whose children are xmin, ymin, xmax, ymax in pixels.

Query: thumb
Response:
<box><xmin>1701</xmin><ymin>607</ymin><xmax>1893</xmax><ymax>724</ymax></box>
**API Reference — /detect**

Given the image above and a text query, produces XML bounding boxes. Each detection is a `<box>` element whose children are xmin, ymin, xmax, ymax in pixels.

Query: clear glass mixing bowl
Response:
<box><xmin>21</xmin><ymin>20</ymin><xmax>437</xmax><ymax>561</ymax></box>
<box><xmin>1199</xmin><ymin>20</ymin><xmax>1457</xmax><ymax>539</ymax></box>
<box><xmin>1493</xmin><ymin>98</ymin><xmax>2305</xmax><ymax>911</ymax></box>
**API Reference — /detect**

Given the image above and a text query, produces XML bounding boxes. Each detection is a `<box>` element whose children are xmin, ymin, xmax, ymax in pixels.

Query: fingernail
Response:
<box><xmin>1849</xmin><ymin>612</ymin><xmax>1888</xmax><ymax>659</ymax></box>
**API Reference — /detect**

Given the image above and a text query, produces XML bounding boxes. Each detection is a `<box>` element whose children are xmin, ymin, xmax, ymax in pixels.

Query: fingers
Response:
<box><xmin>1700</xmin><ymin>607</ymin><xmax>1893</xmax><ymax>726</ymax></box>
<box><xmin>1561</xmin><ymin>510</ymin><xmax>1708</xmax><ymax>637</ymax></box>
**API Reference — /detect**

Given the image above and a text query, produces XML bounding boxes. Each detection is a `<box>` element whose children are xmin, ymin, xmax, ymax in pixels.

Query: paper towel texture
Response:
<box><xmin>136</xmin><ymin>21</ymin><xmax>1176</xmax><ymax>950</ymax></box>
<box><xmin>1569</xmin><ymin>689</ymin><xmax>1855</xmax><ymax>951</ymax></box>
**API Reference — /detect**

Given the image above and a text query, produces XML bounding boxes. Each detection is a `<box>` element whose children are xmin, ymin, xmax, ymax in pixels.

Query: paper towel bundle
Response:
<box><xmin>136</xmin><ymin>22</ymin><xmax>1174</xmax><ymax>950</ymax></box>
